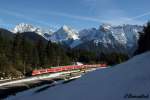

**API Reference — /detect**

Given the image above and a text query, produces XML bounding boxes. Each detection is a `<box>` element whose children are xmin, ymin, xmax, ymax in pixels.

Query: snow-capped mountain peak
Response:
<box><xmin>50</xmin><ymin>25</ymin><xmax>79</xmax><ymax>42</ymax></box>
<box><xmin>12</xmin><ymin>23</ymin><xmax>53</xmax><ymax>40</ymax></box>
<box><xmin>100</xmin><ymin>23</ymin><xmax>112</xmax><ymax>30</ymax></box>
<box><xmin>12</xmin><ymin>23</ymin><xmax>37</xmax><ymax>33</ymax></box>
<box><xmin>62</xmin><ymin>25</ymin><xmax>70</xmax><ymax>32</ymax></box>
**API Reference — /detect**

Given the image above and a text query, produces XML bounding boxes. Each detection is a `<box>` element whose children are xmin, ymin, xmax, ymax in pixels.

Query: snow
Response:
<box><xmin>0</xmin><ymin>73</ymin><xmax>62</xmax><ymax>87</ymax></box>
<box><xmin>7</xmin><ymin>52</ymin><xmax>150</xmax><ymax>100</ymax></box>
<box><xmin>12</xmin><ymin>23</ymin><xmax>37</xmax><ymax>33</ymax></box>
<box><xmin>100</xmin><ymin>23</ymin><xmax>112</xmax><ymax>30</ymax></box>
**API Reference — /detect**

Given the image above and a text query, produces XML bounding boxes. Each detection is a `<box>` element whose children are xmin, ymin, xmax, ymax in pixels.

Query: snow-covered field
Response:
<box><xmin>7</xmin><ymin>52</ymin><xmax>150</xmax><ymax>100</ymax></box>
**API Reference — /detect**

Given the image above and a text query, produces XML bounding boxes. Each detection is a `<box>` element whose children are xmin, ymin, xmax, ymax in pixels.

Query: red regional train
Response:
<box><xmin>32</xmin><ymin>64</ymin><xmax>107</xmax><ymax>76</ymax></box>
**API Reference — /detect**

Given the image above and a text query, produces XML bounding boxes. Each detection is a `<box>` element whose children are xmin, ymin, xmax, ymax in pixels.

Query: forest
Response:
<box><xmin>0</xmin><ymin>29</ymin><xmax>130</xmax><ymax>79</ymax></box>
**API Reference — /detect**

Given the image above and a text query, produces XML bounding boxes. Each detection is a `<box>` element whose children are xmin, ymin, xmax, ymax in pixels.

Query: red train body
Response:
<box><xmin>32</xmin><ymin>64</ymin><xmax>107</xmax><ymax>76</ymax></box>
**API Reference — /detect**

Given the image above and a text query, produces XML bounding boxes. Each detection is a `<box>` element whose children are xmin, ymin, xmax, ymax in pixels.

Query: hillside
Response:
<box><xmin>9</xmin><ymin>52</ymin><xmax>150</xmax><ymax>100</ymax></box>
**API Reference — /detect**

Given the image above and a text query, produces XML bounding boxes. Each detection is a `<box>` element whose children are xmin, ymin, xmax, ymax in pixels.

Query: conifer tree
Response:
<box><xmin>136</xmin><ymin>22</ymin><xmax>150</xmax><ymax>54</ymax></box>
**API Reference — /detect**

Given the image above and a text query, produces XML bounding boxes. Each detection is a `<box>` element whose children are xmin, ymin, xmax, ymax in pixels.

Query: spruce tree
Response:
<box><xmin>136</xmin><ymin>22</ymin><xmax>150</xmax><ymax>54</ymax></box>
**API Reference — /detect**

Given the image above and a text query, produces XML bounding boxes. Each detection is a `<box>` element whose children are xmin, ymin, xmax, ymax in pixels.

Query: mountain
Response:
<box><xmin>0</xmin><ymin>26</ymin><xmax>48</xmax><ymax>44</ymax></box>
<box><xmin>49</xmin><ymin>25</ymin><xmax>80</xmax><ymax>47</ymax></box>
<box><xmin>76</xmin><ymin>24</ymin><xmax>143</xmax><ymax>54</ymax></box>
<box><xmin>11</xmin><ymin>23</ymin><xmax>143</xmax><ymax>54</ymax></box>
<box><xmin>50</xmin><ymin>25</ymin><xmax>79</xmax><ymax>42</ymax></box>
<box><xmin>0</xmin><ymin>28</ymin><xmax>14</xmax><ymax>39</ymax></box>
<box><xmin>21</xmin><ymin>32</ymin><xmax>48</xmax><ymax>44</ymax></box>
<box><xmin>12</xmin><ymin>23</ymin><xmax>52</xmax><ymax>40</ymax></box>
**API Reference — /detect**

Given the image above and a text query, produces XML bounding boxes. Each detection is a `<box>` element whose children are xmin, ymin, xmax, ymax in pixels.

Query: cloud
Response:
<box><xmin>81</xmin><ymin>0</ymin><xmax>129</xmax><ymax>24</ymax></box>
<box><xmin>113</xmin><ymin>11</ymin><xmax>150</xmax><ymax>25</ymax></box>
<box><xmin>0</xmin><ymin>9</ymin><xmax>51</xmax><ymax>26</ymax></box>
<box><xmin>82</xmin><ymin>0</ymin><xmax>115</xmax><ymax>13</ymax></box>
<box><xmin>36</xmin><ymin>9</ymin><xmax>149</xmax><ymax>26</ymax></box>
<box><xmin>45</xmin><ymin>9</ymin><xmax>150</xmax><ymax>26</ymax></box>
<box><xmin>123</xmin><ymin>11</ymin><xmax>150</xmax><ymax>21</ymax></box>
<box><xmin>46</xmin><ymin>11</ymin><xmax>103</xmax><ymax>23</ymax></box>
<box><xmin>81</xmin><ymin>0</ymin><xmax>146</xmax><ymax>25</ymax></box>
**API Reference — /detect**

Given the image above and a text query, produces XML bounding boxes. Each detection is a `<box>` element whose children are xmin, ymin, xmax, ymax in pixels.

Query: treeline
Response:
<box><xmin>67</xmin><ymin>49</ymin><xmax>129</xmax><ymax>65</ymax></box>
<box><xmin>0</xmin><ymin>30</ymin><xmax>129</xmax><ymax>79</ymax></box>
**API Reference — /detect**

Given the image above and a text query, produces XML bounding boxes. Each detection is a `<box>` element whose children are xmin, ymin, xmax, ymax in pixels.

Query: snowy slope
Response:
<box><xmin>8</xmin><ymin>52</ymin><xmax>150</xmax><ymax>100</ymax></box>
